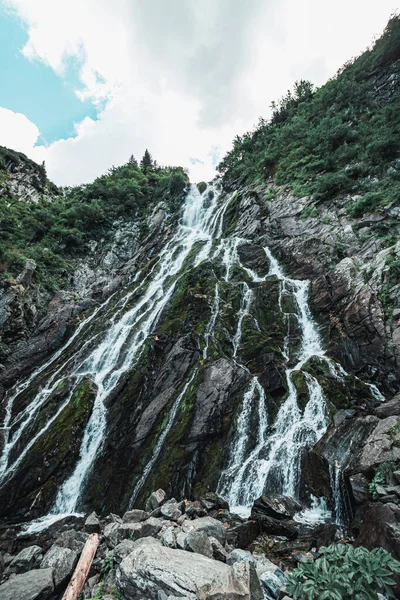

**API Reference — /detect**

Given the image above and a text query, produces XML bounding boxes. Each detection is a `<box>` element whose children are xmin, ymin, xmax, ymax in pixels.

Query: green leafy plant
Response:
<box><xmin>369</xmin><ymin>461</ymin><xmax>395</xmax><ymax>499</ymax></box>
<box><xmin>286</xmin><ymin>543</ymin><xmax>400</xmax><ymax>600</ymax></box>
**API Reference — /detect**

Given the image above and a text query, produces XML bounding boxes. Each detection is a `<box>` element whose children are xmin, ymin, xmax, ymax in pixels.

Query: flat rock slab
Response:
<box><xmin>117</xmin><ymin>537</ymin><xmax>262</xmax><ymax>600</ymax></box>
<box><xmin>0</xmin><ymin>567</ymin><xmax>54</xmax><ymax>600</ymax></box>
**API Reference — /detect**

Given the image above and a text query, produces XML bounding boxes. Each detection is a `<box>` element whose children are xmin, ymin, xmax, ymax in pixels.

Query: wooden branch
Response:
<box><xmin>62</xmin><ymin>532</ymin><xmax>100</xmax><ymax>600</ymax></box>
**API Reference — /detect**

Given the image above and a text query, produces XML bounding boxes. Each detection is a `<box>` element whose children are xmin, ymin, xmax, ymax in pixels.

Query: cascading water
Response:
<box><xmin>0</xmin><ymin>181</ymin><xmax>383</xmax><ymax>533</ymax></box>
<box><xmin>0</xmin><ymin>182</ymin><xmax>237</xmax><ymax>532</ymax></box>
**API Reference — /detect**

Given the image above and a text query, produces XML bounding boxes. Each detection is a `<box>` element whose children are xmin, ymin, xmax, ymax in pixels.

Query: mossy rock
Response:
<box><xmin>0</xmin><ymin>377</ymin><xmax>97</xmax><ymax>519</ymax></box>
<box><xmin>197</xmin><ymin>181</ymin><xmax>207</xmax><ymax>194</ymax></box>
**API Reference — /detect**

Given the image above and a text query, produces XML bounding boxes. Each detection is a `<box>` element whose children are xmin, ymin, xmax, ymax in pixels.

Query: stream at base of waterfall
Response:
<box><xmin>0</xmin><ymin>183</ymin><xmax>384</xmax><ymax>534</ymax></box>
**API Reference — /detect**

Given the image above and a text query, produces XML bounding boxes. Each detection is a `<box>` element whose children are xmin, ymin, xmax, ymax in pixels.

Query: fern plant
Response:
<box><xmin>286</xmin><ymin>543</ymin><xmax>400</xmax><ymax>600</ymax></box>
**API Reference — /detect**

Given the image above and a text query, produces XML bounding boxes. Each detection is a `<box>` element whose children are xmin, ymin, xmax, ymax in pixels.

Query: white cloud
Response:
<box><xmin>0</xmin><ymin>0</ymin><xmax>397</xmax><ymax>185</ymax></box>
<box><xmin>0</xmin><ymin>107</ymin><xmax>40</xmax><ymax>155</ymax></box>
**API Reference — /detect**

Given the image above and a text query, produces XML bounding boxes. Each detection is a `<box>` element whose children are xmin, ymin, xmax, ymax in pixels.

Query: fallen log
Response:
<box><xmin>62</xmin><ymin>532</ymin><xmax>99</xmax><ymax>600</ymax></box>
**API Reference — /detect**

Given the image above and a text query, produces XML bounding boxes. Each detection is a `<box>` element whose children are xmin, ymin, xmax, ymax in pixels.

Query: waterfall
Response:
<box><xmin>1</xmin><ymin>181</ymin><xmax>383</xmax><ymax>533</ymax></box>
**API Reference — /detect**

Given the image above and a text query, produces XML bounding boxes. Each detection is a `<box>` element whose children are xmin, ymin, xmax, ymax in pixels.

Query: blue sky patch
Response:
<box><xmin>0</xmin><ymin>7</ymin><xmax>98</xmax><ymax>146</ymax></box>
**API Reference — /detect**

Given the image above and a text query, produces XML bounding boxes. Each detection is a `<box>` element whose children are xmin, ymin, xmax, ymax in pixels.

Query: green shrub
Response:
<box><xmin>301</xmin><ymin>206</ymin><xmax>318</xmax><ymax>218</ymax></box>
<box><xmin>286</xmin><ymin>543</ymin><xmax>400</xmax><ymax>600</ymax></box>
<box><xmin>218</xmin><ymin>15</ymin><xmax>400</xmax><ymax>214</ymax></box>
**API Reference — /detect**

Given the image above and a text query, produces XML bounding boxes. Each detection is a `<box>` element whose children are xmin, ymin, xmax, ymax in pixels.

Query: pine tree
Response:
<box><xmin>128</xmin><ymin>154</ymin><xmax>138</xmax><ymax>167</ymax></box>
<box><xmin>140</xmin><ymin>149</ymin><xmax>153</xmax><ymax>174</ymax></box>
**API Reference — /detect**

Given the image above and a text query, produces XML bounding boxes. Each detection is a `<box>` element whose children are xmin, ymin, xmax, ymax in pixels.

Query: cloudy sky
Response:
<box><xmin>0</xmin><ymin>1</ymin><xmax>397</xmax><ymax>185</ymax></box>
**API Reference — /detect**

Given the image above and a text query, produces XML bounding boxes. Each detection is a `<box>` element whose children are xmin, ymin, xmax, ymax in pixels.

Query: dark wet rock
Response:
<box><xmin>209</xmin><ymin>536</ymin><xmax>228</xmax><ymax>562</ymax></box>
<box><xmin>182</xmin><ymin>516</ymin><xmax>227</xmax><ymax>545</ymax></box>
<box><xmin>226</xmin><ymin>521</ymin><xmax>260</xmax><ymax>549</ymax></box>
<box><xmin>40</xmin><ymin>545</ymin><xmax>77</xmax><ymax>587</ymax></box>
<box><xmin>145</xmin><ymin>489</ymin><xmax>166</xmax><ymax>512</ymax></box>
<box><xmin>117</xmin><ymin>536</ymin><xmax>263</xmax><ymax>599</ymax></box>
<box><xmin>349</xmin><ymin>473</ymin><xmax>371</xmax><ymax>504</ymax></box>
<box><xmin>85</xmin><ymin>511</ymin><xmax>101</xmax><ymax>533</ymax></box>
<box><xmin>237</xmin><ymin>244</ymin><xmax>270</xmax><ymax>278</ymax></box>
<box><xmin>353</xmin><ymin>502</ymin><xmax>400</xmax><ymax>569</ymax></box>
<box><xmin>122</xmin><ymin>509</ymin><xmax>148</xmax><ymax>523</ymax></box>
<box><xmin>8</xmin><ymin>545</ymin><xmax>42</xmax><ymax>574</ymax></box>
<box><xmin>186</xmin><ymin>500</ymin><xmax>208</xmax><ymax>518</ymax></box>
<box><xmin>251</xmin><ymin>495</ymin><xmax>302</xmax><ymax>521</ymax></box>
<box><xmin>251</xmin><ymin>513</ymin><xmax>298</xmax><ymax>540</ymax></box>
<box><xmin>200</xmin><ymin>491</ymin><xmax>230</xmax><ymax>512</ymax></box>
<box><xmin>307</xmin><ymin>523</ymin><xmax>341</xmax><ymax>549</ymax></box>
<box><xmin>184</xmin><ymin>530</ymin><xmax>213</xmax><ymax>558</ymax></box>
<box><xmin>0</xmin><ymin>567</ymin><xmax>54</xmax><ymax>600</ymax></box>
<box><xmin>374</xmin><ymin>394</ymin><xmax>400</xmax><ymax>418</ymax></box>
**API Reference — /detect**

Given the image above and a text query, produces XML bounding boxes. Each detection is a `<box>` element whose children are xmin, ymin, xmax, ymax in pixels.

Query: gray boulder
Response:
<box><xmin>145</xmin><ymin>489</ymin><xmax>166</xmax><ymax>512</ymax></box>
<box><xmin>0</xmin><ymin>568</ymin><xmax>54</xmax><ymax>600</ymax></box>
<box><xmin>9</xmin><ymin>545</ymin><xmax>42</xmax><ymax>574</ymax></box>
<box><xmin>54</xmin><ymin>529</ymin><xmax>88</xmax><ymax>553</ymax></box>
<box><xmin>259</xmin><ymin>570</ymin><xmax>286</xmax><ymax>600</ymax></box>
<box><xmin>227</xmin><ymin>549</ymin><xmax>256</xmax><ymax>566</ymax></box>
<box><xmin>184</xmin><ymin>530</ymin><xmax>213</xmax><ymax>558</ymax></box>
<box><xmin>104</xmin><ymin>517</ymin><xmax>164</xmax><ymax>547</ymax></box>
<box><xmin>85</xmin><ymin>511</ymin><xmax>101</xmax><ymax>533</ymax></box>
<box><xmin>160</xmin><ymin>502</ymin><xmax>182</xmax><ymax>521</ymax></box>
<box><xmin>40</xmin><ymin>545</ymin><xmax>77</xmax><ymax>587</ymax></box>
<box><xmin>182</xmin><ymin>516</ymin><xmax>227</xmax><ymax>545</ymax></box>
<box><xmin>159</xmin><ymin>526</ymin><xmax>177</xmax><ymax>548</ymax></box>
<box><xmin>112</xmin><ymin>540</ymin><xmax>137</xmax><ymax>564</ymax></box>
<box><xmin>116</xmin><ymin>537</ymin><xmax>263</xmax><ymax>599</ymax></box>
<box><xmin>122</xmin><ymin>509</ymin><xmax>148</xmax><ymax>523</ymax></box>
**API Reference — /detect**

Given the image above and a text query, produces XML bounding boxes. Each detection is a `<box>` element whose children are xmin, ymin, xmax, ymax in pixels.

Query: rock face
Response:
<box><xmin>117</xmin><ymin>537</ymin><xmax>263</xmax><ymax>600</ymax></box>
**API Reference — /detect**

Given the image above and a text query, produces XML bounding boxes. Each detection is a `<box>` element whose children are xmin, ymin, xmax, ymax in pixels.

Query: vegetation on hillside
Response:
<box><xmin>0</xmin><ymin>149</ymin><xmax>188</xmax><ymax>291</ymax></box>
<box><xmin>218</xmin><ymin>15</ymin><xmax>400</xmax><ymax>215</ymax></box>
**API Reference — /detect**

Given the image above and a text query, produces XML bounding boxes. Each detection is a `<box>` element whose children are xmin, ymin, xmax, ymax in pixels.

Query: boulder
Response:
<box><xmin>122</xmin><ymin>510</ymin><xmax>148</xmax><ymax>523</ymax></box>
<box><xmin>259</xmin><ymin>570</ymin><xmax>285</xmax><ymax>600</ymax></box>
<box><xmin>40</xmin><ymin>545</ymin><xmax>77</xmax><ymax>587</ymax></box>
<box><xmin>251</xmin><ymin>513</ymin><xmax>298</xmax><ymax>540</ymax></box>
<box><xmin>184</xmin><ymin>530</ymin><xmax>213</xmax><ymax>558</ymax></box>
<box><xmin>349</xmin><ymin>473</ymin><xmax>371</xmax><ymax>504</ymax></box>
<box><xmin>112</xmin><ymin>540</ymin><xmax>137</xmax><ymax>564</ymax></box>
<box><xmin>104</xmin><ymin>517</ymin><xmax>164</xmax><ymax>547</ymax></box>
<box><xmin>0</xmin><ymin>567</ymin><xmax>54</xmax><ymax>600</ymax></box>
<box><xmin>200</xmin><ymin>492</ymin><xmax>230</xmax><ymax>512</ymax></box>
<box><xmin>160</xmin><ymin>502</ymin><xmax>182</xmax><ymax>521</ymax></box>
<box><xmin>226</xmin><ymin>521</ymin><xmax>259</xmax><ymax>549</ymax></box>
<box><xmin>9</xmin><ymin>545</ymin><xmax>42</xmax><ymax>574</ymax></box>
<box><xmin>251</xmin><ymin>495</ymin><xmax>302</xmax><ymax>521</ymax></box>
<box><xmin>374</xmin><ymin>394</ymin><xmax>400</xmax><ymax>418</ymax></box>
<box><xmin>145</xmin><ymin>489</ymin><xmax>166</xmax><ymax>512</ymax></box>
<box><xmin>85</xmin><ymin>511</ymin><xmax>101</xmax><ymax>533</ymax></box>
<box><xmin>182</xmin><ymin>516</ymin><xmax>227</xmax><ymax>545</ymax></box>
<box><xmin>209</xmin><ymin>536</ymin><xmax>228</xmax><ymax>562</ymax></box>
<box><xmin>116</xmin><ymin>537</ymin><xmax>263</xmax><ymax>599</ymax></box>
<box><xmin>158</xmin><ymin>526</ymin><xmax>177</xmax><ymax>549</ymax></box>
<box><xmin>186</xmin><ymin>500</ymin><xmax>208</xmax><ymax>519</ymax></box>
<box><xmin>227</xmin><ymin>549</ymin><xmax>256</xmax><ymax>566</ymax></box>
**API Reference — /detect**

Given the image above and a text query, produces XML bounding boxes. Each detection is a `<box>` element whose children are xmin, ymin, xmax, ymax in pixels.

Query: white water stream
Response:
<box><xmin>0</xmin><ymin>182</ymin><xmax>383</xmax><ymax>533</ymax></box>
